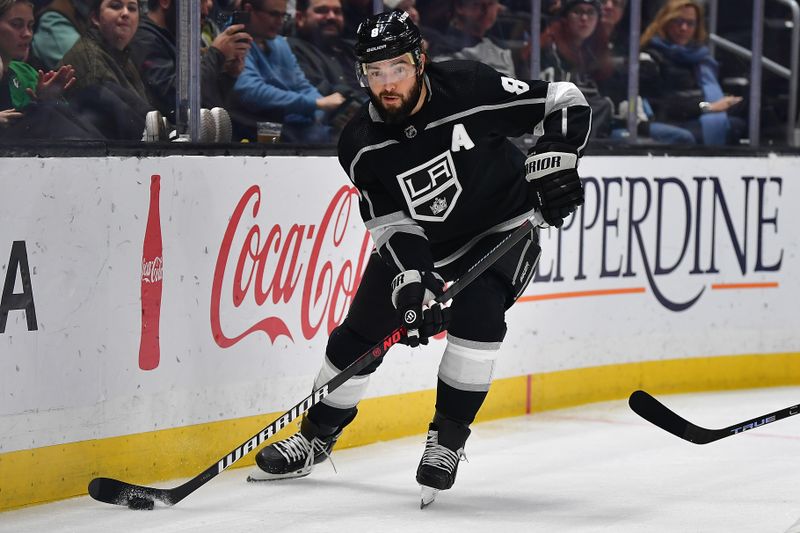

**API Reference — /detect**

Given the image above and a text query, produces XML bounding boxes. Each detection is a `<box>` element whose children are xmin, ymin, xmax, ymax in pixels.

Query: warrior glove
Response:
<box><xmin>525</xmin><ymin>141</ymin><xmax>585</xmax><ymax>228</ymax></box>
<box><xmin>391</xmin><ymin>270</ymin><xmax>450</xmax><ymax>348</ymax></box>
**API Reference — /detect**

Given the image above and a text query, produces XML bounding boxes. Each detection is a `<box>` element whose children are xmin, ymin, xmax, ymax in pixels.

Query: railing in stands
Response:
<box><xmin>707</xmin><ymin>0</ymin><xmax>799</xmax><ymax>147</ymax></box>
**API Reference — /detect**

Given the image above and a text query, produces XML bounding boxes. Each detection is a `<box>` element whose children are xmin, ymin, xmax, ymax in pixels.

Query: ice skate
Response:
<box><xmin>248</xmin><ymin>417</ymin><xmax>343</xmax><ymax>482</ymax></box>
<box><xmin>416</xmin><ymin>415</ymin><xmax>470</xmax><ymax>508</ymax></box>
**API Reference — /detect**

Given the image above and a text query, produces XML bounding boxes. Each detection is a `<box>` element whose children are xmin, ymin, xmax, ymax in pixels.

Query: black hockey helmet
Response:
<box><xmin>354</xmin><ymin>9</ymin><xmax>423</xmax><ymax>65</ymax></box>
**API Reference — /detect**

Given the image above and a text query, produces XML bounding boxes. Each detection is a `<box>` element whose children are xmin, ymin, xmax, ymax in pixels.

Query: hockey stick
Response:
<box><xmin>629</xmin><ymin>389</ymin><xmax>800</xmax><ymax>445</ymax></box>
<box><xmin>88</xmin><ymin>214</ymin><xmax>541</xmax><ymax>508</ymax></box>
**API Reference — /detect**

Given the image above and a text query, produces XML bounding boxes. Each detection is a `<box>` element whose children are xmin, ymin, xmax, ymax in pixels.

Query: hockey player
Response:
<box><xmin>250</xmin><ymin>9</ymin><xmax>590</xmax><ymax>507</ymax></box>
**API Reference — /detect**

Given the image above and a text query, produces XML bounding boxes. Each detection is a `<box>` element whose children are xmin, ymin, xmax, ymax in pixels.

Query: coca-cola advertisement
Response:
<box><xmin>210</xmin><ymin>183</ymin><xmax>372</xmax><ymax>350</ymax></box>
<box><xmin>139</xmin><ymin>174</ymin><xmax>163</xmax><ymax>371</ymax></box>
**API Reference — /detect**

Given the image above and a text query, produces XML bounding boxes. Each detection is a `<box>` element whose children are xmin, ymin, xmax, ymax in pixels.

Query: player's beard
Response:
<box><xmin>370</xmin><ymin>75</ymin><xmax>423</xmax><ymax>125</ymax></box>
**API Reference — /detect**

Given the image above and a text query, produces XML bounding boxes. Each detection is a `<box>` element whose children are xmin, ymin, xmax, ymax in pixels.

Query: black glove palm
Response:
<box><xmin>391</xmin><ymin>270</ymin><xmax>451</xmax><ymax>347</ymax></box>
<box><xmin>525</xmin><ymin>141</ymin><xmax>585</xmax><ymax>228</ymax></box>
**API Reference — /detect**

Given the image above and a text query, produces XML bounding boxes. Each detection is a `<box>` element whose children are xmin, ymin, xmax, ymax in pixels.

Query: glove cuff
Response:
<box><xmin>391</xmin><ymin>270</ymin><xmax>445</xmax><ymax>308</ymax></box>
<box><xmin>391</xmin><ymin>270</ymin><xmax>422</xmax><ymax>308</ymax></box>
<box><xmin>524</xmin><ymin>150</ymin><xmax>578</xmax><ymax>181</ymax></box>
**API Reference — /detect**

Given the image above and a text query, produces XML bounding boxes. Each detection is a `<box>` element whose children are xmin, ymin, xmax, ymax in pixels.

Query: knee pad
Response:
<box><xmin>313</xmin><ymin>355</ymin><xmax>371</xmax><ymax>410</ymax></box>
<box><xmin>326</xmin><ymin>323</ymin><xmax>385</xmax><ymax>375</ymax></box>
<box><xmin>448</xmin><ymin>273</ymin><xmax>508</xmax><ymax>343</ymax></box>
<box><xmin>437</xmin><ymin>334</ymin><xmax>502</xmax><ymax>393</ymax></box>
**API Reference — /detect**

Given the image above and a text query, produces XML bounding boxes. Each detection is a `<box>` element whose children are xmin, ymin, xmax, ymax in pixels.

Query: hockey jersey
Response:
<box><xmin>337</xmin><ymin>59</ymin><xmax>591</xmax><ymax>276</ymax></box>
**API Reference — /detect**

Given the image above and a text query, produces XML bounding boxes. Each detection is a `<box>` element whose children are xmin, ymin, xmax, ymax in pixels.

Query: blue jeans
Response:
<box><xmin>648</xmin><ymin>122</ymin><xmax>696</xmax><ymax>144</ymax></box>
<box><xmin>611</xmin><ymin>122</ymin><xmax>696</xmax><ymax>144</ymax></box>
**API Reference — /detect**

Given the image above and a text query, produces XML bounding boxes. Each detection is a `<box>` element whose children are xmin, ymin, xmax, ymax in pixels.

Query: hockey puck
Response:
<box><xmin>127</xmin><ymin>496</ymin><xmax>154</xmax><ymax>510</ymax></box>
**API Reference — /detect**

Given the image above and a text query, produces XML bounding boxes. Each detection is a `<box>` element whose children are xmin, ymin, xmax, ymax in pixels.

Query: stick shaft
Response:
<box><xmin>89</xmin><ymin>215</ymin><xmax>539</xmax><ymax>506</ymax></box>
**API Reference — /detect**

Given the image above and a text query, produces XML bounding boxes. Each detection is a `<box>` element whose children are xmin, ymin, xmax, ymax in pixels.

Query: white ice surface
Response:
<box><xmin>3</xmin><ymin>387</ymin><xmax>800</xmax><ymax>533</ymax></box>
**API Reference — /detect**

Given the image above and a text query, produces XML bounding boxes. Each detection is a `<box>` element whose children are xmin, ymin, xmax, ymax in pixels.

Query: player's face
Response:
<box><xmin>362</xmin><ymin>53</ymin><xmax>424</xmax><ymax>123</ymax></box>
<box><xmin>0</xmin><ymin>2</ymin><xmax>34</xmax><ymax>63</ymax></box>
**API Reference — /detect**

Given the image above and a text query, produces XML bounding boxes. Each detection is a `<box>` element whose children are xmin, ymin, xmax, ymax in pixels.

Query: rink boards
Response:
<box><xmin>0</xmin><ymin>154</ymin><xmax>798</xmax><ymax>510</ymax></box>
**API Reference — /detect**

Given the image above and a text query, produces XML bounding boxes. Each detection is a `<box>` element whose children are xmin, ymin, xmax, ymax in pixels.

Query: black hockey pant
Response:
<box><xmin>306</xmin><ymin>226</ymin><xmax>540</xmax><ymax>431</ymax></box>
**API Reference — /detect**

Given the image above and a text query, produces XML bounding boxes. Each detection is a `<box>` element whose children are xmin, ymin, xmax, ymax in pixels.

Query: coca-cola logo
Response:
<box><xmin>141</xmin><ymin>256</ymin><xmax>163</xmax><ymax>283</ymax></box>
<box><xmin>211</xmin><ymin>185</ymin><xmax>372</xmax><ymax>347</ymax></box>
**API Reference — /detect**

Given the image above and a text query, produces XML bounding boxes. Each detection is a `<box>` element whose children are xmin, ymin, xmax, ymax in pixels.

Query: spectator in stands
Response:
<box><xmin>234</xmin><ymin>0</ymin><xmax>344</xmax><ymax>143</ymax></box>
<box><xmin>600</xmin><ymin>0</ymin><xmax>625</xmax><ymax>53</ymax></box>
<box><xmin>60</xmin><ymin>0</ymin><xmax>153</xmax><ymax>139</ymax></box>
<box><xmin>429</xmin><ymin>0</ymin><xmax>515</xmax><ymax>76</ymax></box>
<box><xmin>130</xmin><ymin>0</ymin><xmax>252</xmax><ymax>123</ymax></box>
<box><xmin>595</xmin><ymin>0</ymin><xmax>696</xmax><ymax>144</ymax></box>
<box><xmin>30</xmin><ymin>0</ymin><xmax>89</xmax><ymax>70</ymax></box>
<box><xmin>201</xmin><ymin>0</ymin><xmax>219</xmax><ymax>47</ymax></box>
<box><xmin>288</xmin><ymin>0</ymin><xmax>365</xmax><ymax>132</ymax></box>
<box><xmin>540</xmin><ymin>0</ymin><xmax>612</xmax><ymax>137</ymax></box>
<box><xmin>1</xmin><ymin>0</ymin><xmax>78</xmax><ymax>106</ymax></box>
<box><xmin>416</xmin><ymin>0</ymin><xmax>452</xmax><ymax>35</ymax></box>
<box><xmin>640</xmin><ymin>0</ymin><xmax>744</xmax><ymax>145</ymax></box>
<box><xmin>1</xmin><ymin>0</ymin><xmax>103</xmax><ymax>138</ymax></box>
<box><xmin>289</xmin><ymin>0</ymin><xmax>362</xmax><ymax>102</ymax></box>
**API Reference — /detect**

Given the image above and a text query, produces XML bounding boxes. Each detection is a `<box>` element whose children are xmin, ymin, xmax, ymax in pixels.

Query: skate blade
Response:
<box><xmin>420</xmin><ymin>486</ymin><xmax>439</xmax><ymax>509</ymax></box>
<box><xmin>246</xmin><ymin>467</ymin><xmax>311</xmax><ymax>482</ymax></box>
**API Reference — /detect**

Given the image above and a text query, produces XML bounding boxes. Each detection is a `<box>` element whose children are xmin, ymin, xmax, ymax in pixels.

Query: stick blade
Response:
<box><xmin>628</xmin><ymin>390</ymin><xmax>706</xmax><ymax>443</ymax></box>
<box><xmin>88</xmin><ymin>477</ymin><xmax>173</xmax><ymax>507</ymax></box>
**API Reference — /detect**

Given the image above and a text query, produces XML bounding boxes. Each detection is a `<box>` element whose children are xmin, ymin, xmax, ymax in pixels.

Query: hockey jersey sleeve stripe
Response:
<box><xmin>544</xmin><ymin>82</ymin><xmax>592</xmax><ymax>153</ymax></box>
<box><xmin>423</xmin><ymin>98</ymin><xmax>547</xmax><ymax>131</ymax></box>
<box><xmin>363</xmin><ymin>210</ymin><xmax>413</xmax><ymax>230</ymax></box>
<box><xmin>349</xmin><ymin>139</ymin><xmax>400</xmax><ymax>183</ymax></box>
<box><xmin>382</xmin><ymin>240</ymin><xmax>408</xmax><ymax>272</ymax></box>
<box><xmin>361</xmin><ymin>189</ymin><xmax>377</xmax><ymax>219</ymax></box>
<box><xmin>372</xmin><ymin>223</ymin><xmax>427</xmax><ymax>250</ymax></box>
<box><xmin>433</xmin><ymin>208</ymin><xmax>537</xmax><ymax>268</ymax></box>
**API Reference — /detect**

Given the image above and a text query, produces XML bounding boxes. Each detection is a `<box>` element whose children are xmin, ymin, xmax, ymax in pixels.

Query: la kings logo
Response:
<box><xmin>396</xmin><ymin>151</ymin><xmax>462</xmax><ymax>222</ymax></box>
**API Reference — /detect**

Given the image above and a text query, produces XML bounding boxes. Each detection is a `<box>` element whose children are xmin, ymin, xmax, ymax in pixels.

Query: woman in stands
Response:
<box><xmin>640</xmin><ymin>0</ymin><xmax>744</xmax><ymax>145</ymax></box>
<box><xmin>540</xmin><ymin>0</ymin><xmax>614</xmax><ymax>137</ymax></box>
<box><xmin>0</xmin><ymin>0</ymin><xmax>88</xmax><ymax>136</ymax></box>
<box><xmin>61</xmin><ymin>0</ymin><xmax>152</xmax><ymax>140</ymax></box>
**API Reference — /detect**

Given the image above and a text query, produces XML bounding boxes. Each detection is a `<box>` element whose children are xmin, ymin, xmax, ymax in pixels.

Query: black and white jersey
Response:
<box><xmin>337</xmin><ymin>59</ymin><xmax>591</xmax><ymax>276</ymax></box>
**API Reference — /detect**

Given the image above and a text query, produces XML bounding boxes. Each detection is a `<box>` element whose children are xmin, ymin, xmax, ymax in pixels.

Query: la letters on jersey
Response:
<box><xmin>396</xmin><ymin>150</ymin><xmax>463</xmax><ymax>222</ymax></box>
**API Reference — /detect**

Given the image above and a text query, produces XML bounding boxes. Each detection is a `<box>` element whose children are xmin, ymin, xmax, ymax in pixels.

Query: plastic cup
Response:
<box><xmin>257</xmin><ymin>121</ymin><xmax>282</xmax><ymax>143</ymax></box>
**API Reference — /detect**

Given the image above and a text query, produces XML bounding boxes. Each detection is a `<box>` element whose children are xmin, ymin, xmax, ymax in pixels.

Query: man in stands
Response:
<box><xmin>289</xmin><ymin>0</ymin><xmax>365</xmax><ymax>104</ymax></box>
<box><xmin>233</xmin><ymin>0</ymin><xmax>345</xmax><ymax>143</ymax></box>
<box><xmin>429</xmin><ymin>0</ymin><xmax>516</xmax><ymax>77</ymax></box>
<box><xmin>288</xmin><ymin>0</ymin><xmax>366</xmax><ymax>131</ymax></box>
<box><xmin>130</xmin><ymin>0</ymin><xmax>252</xmax><ymax>123</ymax></box>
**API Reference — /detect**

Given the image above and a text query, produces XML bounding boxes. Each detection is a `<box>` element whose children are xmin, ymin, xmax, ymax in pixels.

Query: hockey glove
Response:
<box><xmin>391</xmin><ymin>270</ymin><xmax>450</xmax><ymax>348</ymax></box>
<box><xmin>525</xmin><ymin>141</ymin><xmax>585</xmax><ymax>228</ymax></box>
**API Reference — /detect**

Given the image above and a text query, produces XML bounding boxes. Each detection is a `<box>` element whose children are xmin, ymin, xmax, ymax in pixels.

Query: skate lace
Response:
<box><xmin>274</xmin><ymin>433</ymin><xmax>313</xmax><ymax>464</ymax></box>
<box><xmin>311</xmin><ymin>437</ymin><xmax>338</xmax><ymax>474</ymax></box>
<box><xmin>273</xmin><ymin>432</ymin><xmax>340</xmax><ymax>473</ymax></box>
<box><xmin>420</xmin><ymin>431</ymin><xmax>467</xmax><ymax>473</ymax></box>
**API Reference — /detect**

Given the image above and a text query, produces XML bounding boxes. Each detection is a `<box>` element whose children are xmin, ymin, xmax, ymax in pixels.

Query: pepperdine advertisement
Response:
<box><xmin>0</xmin><ymin>155</ymin><xmax>796</xmax><ymax>454</ymax></box>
